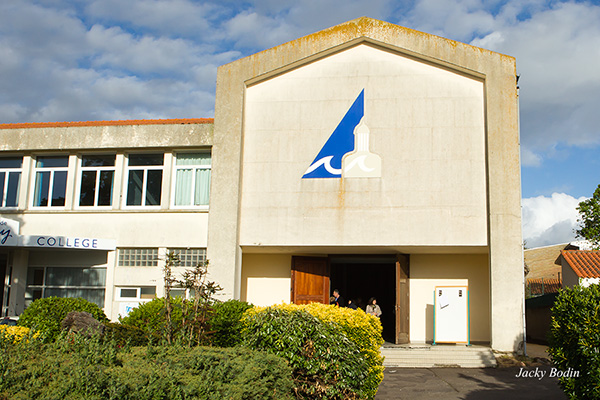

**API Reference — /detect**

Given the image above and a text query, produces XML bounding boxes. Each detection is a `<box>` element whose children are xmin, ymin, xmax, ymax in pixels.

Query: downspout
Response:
<box><xmin>517</xmin><ymin>75</ymin><xmax>527</xmax><ymax>356</ymax></box>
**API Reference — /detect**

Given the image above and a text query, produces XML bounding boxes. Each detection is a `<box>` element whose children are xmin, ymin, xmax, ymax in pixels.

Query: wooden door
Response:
<box><xmin>396</xmin><ymin>254</ymin><xmax>410</xmax><ymax>344</ymax></box>
<box><xmin>291</xmin><ymin>256</ymin><xmax>330</xmax><ymax>305</ymax></box>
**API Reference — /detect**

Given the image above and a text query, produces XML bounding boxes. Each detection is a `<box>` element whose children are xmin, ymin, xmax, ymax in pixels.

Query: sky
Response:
<box><xmin>1</xmin><ymin>0</ymin><xmax>599</xmax><ymax>248</ymax></box>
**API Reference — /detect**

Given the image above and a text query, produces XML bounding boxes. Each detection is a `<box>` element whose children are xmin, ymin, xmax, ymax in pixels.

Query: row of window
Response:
<box><xmin>0</xmin><ymin>151</ymin><xmax>211</xmax><ymax>209</ymax></box>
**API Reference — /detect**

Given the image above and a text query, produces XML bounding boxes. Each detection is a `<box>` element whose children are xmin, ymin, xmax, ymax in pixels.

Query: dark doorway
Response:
<box><xmin>330</xmin><ymin>256</ymin><xmax>396</xmax><ymax>343</ymax></box>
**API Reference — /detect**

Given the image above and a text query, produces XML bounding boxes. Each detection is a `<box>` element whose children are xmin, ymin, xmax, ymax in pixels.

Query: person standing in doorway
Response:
<box><xmin>332</xmin><ymin>289</ymin><xmax>345</xmax><ymax>307</ymax></box>
<box><xmin>366</xmin><ymin>297</ymin><xmax>382</xmax><ymax>317</ymax></box>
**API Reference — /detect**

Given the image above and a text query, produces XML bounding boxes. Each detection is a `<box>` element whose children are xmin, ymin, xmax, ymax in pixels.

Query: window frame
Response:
<box><xmin>31</xmin><ymin>155</ymin><xmax>70</xmax><ymax>208</ymax></box>
<box><xmin>123</xmin><ymin>153</ymin><xmax>164</xmax><ymax>209</ymax></box>
<box><xmin>24</xmin><ymin>266</ymin><xmax>107</xmax><ymax>309</ymax></box>
<box><xmin>115</xmin><ymin>286</ymin><xmax>156</xmax><ymax>301</ymax></box>
<box><xmin>76</xmin><ymin>153</ymin><xmax>117</xmax><ymax>209</ymax></box>
<box><xmin>170</xmin><ymin>151</ymin><xmax>211</xmax><ymax>209</ymax></box>
<box><xmin>0</xmin><ymin>156</ymin><xmax>22</xmax><ymax>208</ymax></box>
<box><xmin>118</xmin><ymin>248</ymin><xmax>159</xmax><ymax>267</ymax></box>
<box><xmin>167</xmin><ymin>248</ymin><xmax>207</xmax><ymax>268</ymax></box>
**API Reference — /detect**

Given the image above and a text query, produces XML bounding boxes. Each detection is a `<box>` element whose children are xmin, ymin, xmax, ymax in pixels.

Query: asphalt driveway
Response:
<box><xmin>375</xmin><ymin>367</ymin><xmax>567</xmax><ymax>400</ymax></box>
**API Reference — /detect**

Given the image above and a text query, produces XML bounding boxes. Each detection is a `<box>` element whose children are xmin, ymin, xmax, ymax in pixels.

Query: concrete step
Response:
<box><xmin>381</xmin><ymin>345</ymin><xmax>497</xmax><ymax>368</ymax></box>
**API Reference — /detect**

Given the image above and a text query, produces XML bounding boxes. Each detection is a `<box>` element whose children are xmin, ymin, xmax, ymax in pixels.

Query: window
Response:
<box><xmin>173</xmin><ymin>152</ymin><xmax>211</xmax><ymax>207</ymax></box>
<box><xmin>79</xmin><ymin>155</ymin><xmax>115</xmax><ymax>206</ymax></box>
<box><xmin>168</xmin><ymin>248</ymin><xmax>207</xmax><ymax>267</ymax></box>
<box><xmin>126</xmin><ymin>153</ymin><xmax>163</xmax><ymax>206</ymax></box>
<box><xmin>25</xmin><ymin>266</ymin><xmax>106</xmax><ymax>308</ymax></box>
<box><xmin>116</xmin><ymin>286</ymin><xmax>156</xmax><ymax>301</ymax></box>
<box><xmin>118</xmin><ymin>248</ymin><xmax>159</xmax><ymax>267</ymax></box>
<box><xmin>0</xmin><ymin>157</ymin><xmax>21</xmax><ymax>208</ymax></box>
<box><xmin>33</xmin><ymin>156</ymin><xmax>68</xmax><ymax>207</ymax></box>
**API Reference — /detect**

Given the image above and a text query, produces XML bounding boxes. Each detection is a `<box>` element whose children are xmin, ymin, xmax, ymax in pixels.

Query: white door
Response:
<box><xmin>434</xmin><ymin>286</ymin><xmax>469</xmax><ymax>343</ymax></box>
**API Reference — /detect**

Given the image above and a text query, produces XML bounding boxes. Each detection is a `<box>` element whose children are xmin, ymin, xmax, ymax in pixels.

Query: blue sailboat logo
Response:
<box><xmin>302</xmin><ymin>90</ymin><xmax>364</xmax><ymax>179</ymax></box>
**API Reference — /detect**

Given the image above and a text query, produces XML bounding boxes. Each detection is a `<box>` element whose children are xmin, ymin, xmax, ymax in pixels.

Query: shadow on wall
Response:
<box><xmin>425</xmin><ymin>303</ymin><xmax>433</xmax><ymax>342</ymax></box>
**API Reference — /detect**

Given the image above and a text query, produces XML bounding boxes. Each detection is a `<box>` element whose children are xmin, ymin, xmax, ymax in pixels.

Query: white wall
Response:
<box><xmin>409</xmin><ymin>254</ymin><xmax>490</xmax><ymax>343</ymax></box>
<box><xmin>240</xmin><ymin>44</ymin><xmax>487</xmax><ymax>248</ymax></box>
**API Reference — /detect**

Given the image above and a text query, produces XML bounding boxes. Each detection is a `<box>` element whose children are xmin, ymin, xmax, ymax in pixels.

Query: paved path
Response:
<box><xmin>375</xmin><ymin>367</ymin><xmax>566</xmax><ymax>400</ymax></box>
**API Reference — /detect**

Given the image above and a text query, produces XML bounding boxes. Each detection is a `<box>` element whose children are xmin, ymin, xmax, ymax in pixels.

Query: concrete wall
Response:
<box><xmin>212</xmin><ymin>17</ymin><xmax>522</xmax><ymax>351</ymax></box>
<box><xmin>0</xmin><ymin>122</ymin><xmax>213</xmax><ymax>151</ymax></box>
<box><xmin>409</xmin><ymin>254</ymin><xmax>490</xmax><ymax>343</ymax></box>
<box><xmin>240</xmin><ymin>44</ymin><xmax>487</xmax><ymax>247</ymax></box>
<box><xmin>562</xmin><ymin>260</ymin><xmax>580</xmax><ymax>288</ymax></box>
<box><xmin>240</xmin><ymin>253</ymin><xmax>292</xmax><ymax>306</ymax></box>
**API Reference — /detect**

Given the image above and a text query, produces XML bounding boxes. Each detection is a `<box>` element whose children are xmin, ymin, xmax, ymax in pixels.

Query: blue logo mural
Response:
<box><xmin>302</xmin><ymin>90</ymin><xmax>364</xmax><ymax>179</ymax></box>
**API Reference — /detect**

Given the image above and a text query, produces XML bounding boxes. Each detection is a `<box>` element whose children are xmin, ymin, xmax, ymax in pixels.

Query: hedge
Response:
<box><xmin>549</xmin><ymin>285</ymin><xmax>600</xmax><ymax>399</ymax></box>
<box><xmin>0</xmin><ymin>334</ymin><xmax>294</xmax><ymax>400</ymax></box>
<box><xmin>209</xmin><ymin>299</ymin><xmax>253</xmax><ymax>347</ymax></box>
<box><xmin>242</xmin><ymin>303</ymin><xmax>384</xmax><ymax>399</ymax></box>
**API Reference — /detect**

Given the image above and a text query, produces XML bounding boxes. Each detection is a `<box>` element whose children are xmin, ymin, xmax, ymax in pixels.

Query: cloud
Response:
<box><xmin>0</xmin><ymin>1</ymin><xmax>244</xmax><ymax>122</ymax></box>
<box><xmin>469</xmin><ymin>2</ymin><xmax>600</xmax><ymax>156</ymax></box>
<box><xmin>522</xmin><ymin>192</ymin><xmax>586</xmax><ymax>248</ymax></box>
<box><xmin>85</xmin><ymin>0</ymin><xmax>218</xmax><ymax>38</ymax></box>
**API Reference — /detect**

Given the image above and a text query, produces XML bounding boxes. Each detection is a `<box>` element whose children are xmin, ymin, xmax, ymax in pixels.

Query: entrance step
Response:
<box><xmin>381</xmin><ymin>344</ymin><xmax>497</xmax><ymax>368</ymax></box>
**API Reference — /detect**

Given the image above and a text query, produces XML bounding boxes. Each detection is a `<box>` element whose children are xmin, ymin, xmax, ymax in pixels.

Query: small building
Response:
<box><xmin>0</xmin><ymin>17</ymin><xmax>524</xmax><ymax>352</ymax></box>
<box><xmin>561</xmin><ymin>250</ymin><xmax>600</xmax><ymax>288</ymax></box>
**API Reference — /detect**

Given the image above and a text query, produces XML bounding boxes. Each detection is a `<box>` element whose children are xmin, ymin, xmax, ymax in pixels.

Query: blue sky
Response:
<box><xmin>1</xmin><ymin>0</ymin><xmax>599</xmax><ymax>247</ymax></box>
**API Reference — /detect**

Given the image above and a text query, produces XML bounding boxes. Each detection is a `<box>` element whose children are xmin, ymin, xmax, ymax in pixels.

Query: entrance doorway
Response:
<box><xmin>330</xmin><ymin>256</ymin><xmax>397</xmax><ymax>343</ymax></box>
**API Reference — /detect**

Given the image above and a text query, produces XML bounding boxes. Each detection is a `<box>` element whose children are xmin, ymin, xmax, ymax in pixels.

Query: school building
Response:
<box><xmin>0</xmin><ymin>18</ymin><xmax>524</xmax><ymax>351</ymax></box>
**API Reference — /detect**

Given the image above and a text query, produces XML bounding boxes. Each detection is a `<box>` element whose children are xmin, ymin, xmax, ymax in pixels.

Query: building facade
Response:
<box><xmin>0</xmin><ymin>18</ymin><xmax>524</xmax><ymax>351</ymax></box>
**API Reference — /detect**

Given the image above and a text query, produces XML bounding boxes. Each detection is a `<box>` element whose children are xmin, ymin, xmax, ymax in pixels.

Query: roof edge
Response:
<box><xmin>0</xmin><ymin>118</ymin><xmax>214</xmax><ymax>130</ymax></box>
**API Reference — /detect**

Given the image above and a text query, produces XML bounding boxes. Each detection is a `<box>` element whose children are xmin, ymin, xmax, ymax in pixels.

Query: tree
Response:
<box><xmin>576</xmin><ymin>184</ymin><xmax>600</xmax><ymax>249</ymax></box>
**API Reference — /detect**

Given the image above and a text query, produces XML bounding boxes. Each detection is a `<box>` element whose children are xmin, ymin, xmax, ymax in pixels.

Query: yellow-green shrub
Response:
<box><xmin>244</xmin><ymin>303</ymin><xmax>384</xmax><ymax>399</ymax></box>
<box><xmin>0</xmin><ymin>325</ymin><xmax>39</xmax><ymax>343</ymax></box>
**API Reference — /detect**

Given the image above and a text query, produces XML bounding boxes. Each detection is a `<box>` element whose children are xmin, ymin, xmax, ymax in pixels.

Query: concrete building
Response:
<box><xmin>0</xmin><ymin>18</ymin><xmax>523</xmax><ymax>351</ymax></box>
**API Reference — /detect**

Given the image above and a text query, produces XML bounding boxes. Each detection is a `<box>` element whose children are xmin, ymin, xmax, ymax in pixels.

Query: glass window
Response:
<box><xmin>126</xmin><ymin>154</ymin><xmax>163</xmax><ymax>206</ymax></box>
<box><xmin>168</xmin><ymin>248</ymin><xmax>207</xmax><ymax>267</ymax></box>
<box><xmin>116</xmin><ymin>286</ymin><xmax>156</xmax><ymax>301</ymax></box>
<box><xmin>0</xmin><ymin>157</ymin><xmax>22</xmax><ymax>208</ymax></box>
<box><xmin>33</xmin><ymin>156</ymin><xmax>69</xmax><ymax>207</ymax></box>
<box><xmin>25</xmin><ymin>266</ymin><xmax>106</xmax><ymax>308</ymax></box>
<box><xmin>79</xmin><ymin>155</ymin><xmax>115</xmax><ymax>207</ymax></box>
<box><xmin>118</xmin><ymin>248</ymin><xmax>159</xmax><ymax>267</ymax></box>
<box><xmin>173</xmin><ymin>152</ymin><xmax>211</xmax><ymax>207</ymax></box>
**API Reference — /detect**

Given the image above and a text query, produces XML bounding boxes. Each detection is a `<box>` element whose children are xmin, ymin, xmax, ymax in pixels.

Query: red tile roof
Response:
<box><xmin>0</xmin><ymin>118</ymin><xmax>213</xmax><ymax>130</ymax></box>
<box><xmin>526</xmin><ymin>278</ymin><xmax>562</xmax><ymax>295</ymax></box>
<box><xmin>561</xmin><ymin>250</ymin><xmax>600</xmax><ymax>278</ymax></box>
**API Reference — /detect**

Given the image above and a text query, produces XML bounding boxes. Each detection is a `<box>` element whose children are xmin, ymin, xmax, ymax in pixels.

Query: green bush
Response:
<box><xmin>104</xmin><ymin>322</ymin><xmax>155</xmax><ymax>347</ymax></box>
<box><xmin>0</xmin><ymin>334</ymin><xmax>293</xmax><ymax>400</ymax></box>
<box><xmin>549</xmin><ymin>285</ymin><xmax>600</xmax><ymax>399</ymax></box>
<box><xmin>242</xmin><ymin>306</ymin><xmax>374</xmax><ymax>400</ymax></box>
<box><xmin>209</xmin><ymin>299</ymin><xmax>253</xmax><ymax>347</ymax></box>
<box><xmin>119</xmin><ymin>297</ymin><xmax>184</xmax><ymax>337</ymax></box>
<box><xmin>302</xmin><ymin>303</ymin><xmax>384</xmax><ymax>397</ymax></box>
<box><xmin>18</xmin><ymin>297</ymin><xmax>108</xmax><ymax>342</ymax></box>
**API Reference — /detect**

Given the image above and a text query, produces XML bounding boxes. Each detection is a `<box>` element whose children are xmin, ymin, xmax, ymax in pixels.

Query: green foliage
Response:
<box><xmin>119</xmin><ymin>297</ymin><xmax>184</xmax><ymax>337</ymax></box>
<box><xmin>242</xmin><ymin>305</ymin><xmax>379</xmax><ymax>400</ymax></box>
<box><xmin>210</xmin><ymin>300</ymin><xmax>253</xmax><ymax>347</ymax></box>
<box><xmin>103</xmin><ymin>322</ymin><xmax>154</xmax><ymax>347</ymax></box>
<box><xmin>576</xmin><ymin>184</ymin><xmax>600</xmax><ymax>249</ymax></box>
<box><xmin>549</xmin><ymin>285</ymin><xmax>600</xmax><ymax>399</ymax></box>
<box><xmin>0</xmin><ymin>334</ymin><xmax>293</xmax><ymax>400</ymax></box>
<box><xmin>176</xmin><ymin>259</ymin><xmax>222</xmax><ymax>347</ymax></box>
<box><xmin>301</xmin><ymin>303</ymin><xmax>384</xmax><ymax>397</ymax></box>
<box><xmin>17</xmin><ymin>297</ymin><xmax>108</xmax><ymax>342</ymax></box>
